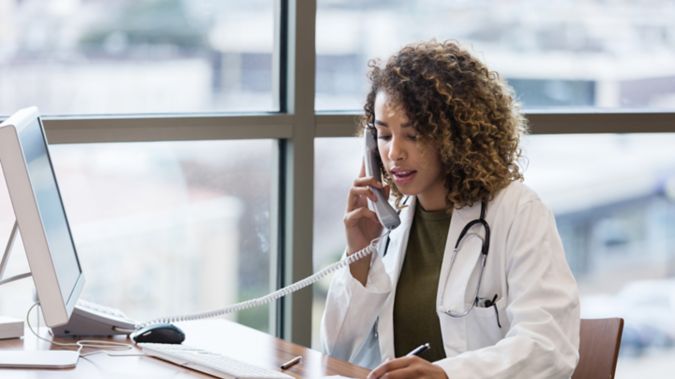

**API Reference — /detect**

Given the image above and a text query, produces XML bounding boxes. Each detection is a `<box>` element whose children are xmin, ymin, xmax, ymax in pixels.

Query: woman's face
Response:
<box><xmin>373</xmin><ymin>91</ymin><xmax>447</xmax><ymax>211</ymax></box>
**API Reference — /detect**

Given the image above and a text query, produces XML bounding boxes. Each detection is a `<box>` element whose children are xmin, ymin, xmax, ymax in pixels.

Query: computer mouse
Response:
<box><xmin>130</xmin><ymin>323</ymin><xmax>185</xmax><ymax>344</ymax></box>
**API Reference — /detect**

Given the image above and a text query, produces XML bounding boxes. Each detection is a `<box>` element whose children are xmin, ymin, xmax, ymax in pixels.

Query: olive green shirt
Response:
<box><xmin>393</xmin><ymin>205</ymin><xmax>451</xmax><ymax>362</ymax></box>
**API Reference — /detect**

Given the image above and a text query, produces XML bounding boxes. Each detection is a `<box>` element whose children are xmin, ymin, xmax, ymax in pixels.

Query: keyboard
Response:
<box><xmin>138</xmin><ymin>343</ymin><xmax>294</xmax><ymax>379</ymax></box>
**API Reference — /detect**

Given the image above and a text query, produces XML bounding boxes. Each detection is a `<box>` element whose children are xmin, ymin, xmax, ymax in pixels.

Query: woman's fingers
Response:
<box><xmin>367</xmin><ymin>356</ymin><xmax>447</xmax><ymax>379</ymax></box>
<box><xmin>353</xmin><ymin>176</ymin><xmax>384</xmax><ymax>189</ymax></box>
<box><xmin>344</xmin><ymin>206</ymin><xmax>379</xmax><ymax>227</ymax></box>
<box><xmin>347</xmin><ymin>177</ymin><xmax>385</xmax><ymax>210</ymax></box>
<box><xmin>349</xmin><ymin>186</ymin><xmax>377</xmax><ymax>203</ymax></box>
<box><xmin>367</xmin><ymin>357</ymin><xmax>412</xmax><ymax>379</ymax></box>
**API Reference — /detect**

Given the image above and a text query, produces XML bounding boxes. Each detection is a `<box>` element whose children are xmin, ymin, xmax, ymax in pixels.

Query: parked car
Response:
<box><xmin>580</xmin><ymin>279</ymin><xmax>675</xmax><ymax>356</ymax></box>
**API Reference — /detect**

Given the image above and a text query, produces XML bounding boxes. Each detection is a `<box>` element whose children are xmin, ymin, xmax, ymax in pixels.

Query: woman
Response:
<box><xmin>321</xmin><ymin>40</ymin><xmax>580</xmax><ymax>379</ymax></box>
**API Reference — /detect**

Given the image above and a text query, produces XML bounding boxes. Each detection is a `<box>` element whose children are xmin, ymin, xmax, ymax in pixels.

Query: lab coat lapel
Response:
<box><xmin>376</xmin><ymin>197</ymin><xmax>415</xmax><ymax>360</ymax></box>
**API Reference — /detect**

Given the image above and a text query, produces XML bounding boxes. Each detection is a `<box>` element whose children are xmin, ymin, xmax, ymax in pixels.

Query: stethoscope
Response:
<box><xmin>383</xmin><ymin>199</ymin><xmax>495</xmax><ymax>321</ymax></box>
<box><xmin>443</xmin><ymin>200</ymin><xmax>490</xmax><ymax>318</ymax></box>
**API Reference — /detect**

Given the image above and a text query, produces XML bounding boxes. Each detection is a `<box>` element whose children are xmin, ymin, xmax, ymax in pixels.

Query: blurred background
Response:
<box><xmin>1</xmin><ymin>1</ymin><xmax>675</xmax><ymax>377</ymax></box>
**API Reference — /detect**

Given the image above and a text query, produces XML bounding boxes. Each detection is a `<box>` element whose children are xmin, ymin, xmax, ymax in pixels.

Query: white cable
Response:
<box><xmin>139</xmin><ymin>231</ymin><xmax>389</xmax><ymax>328</ymax></box>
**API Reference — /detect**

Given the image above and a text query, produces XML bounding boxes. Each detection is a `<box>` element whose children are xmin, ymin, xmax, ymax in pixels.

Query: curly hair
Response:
<box><xmin>360</xmin><ymin>40</ymin><xmax>527</xmax><ymax>209</ymax></box>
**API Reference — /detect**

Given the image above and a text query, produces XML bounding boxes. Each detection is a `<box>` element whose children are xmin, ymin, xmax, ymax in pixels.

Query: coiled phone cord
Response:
<box><xmin>138</xmin><ymin>230</ymin><xmax>391</xmax><ymax>328</ymax></box>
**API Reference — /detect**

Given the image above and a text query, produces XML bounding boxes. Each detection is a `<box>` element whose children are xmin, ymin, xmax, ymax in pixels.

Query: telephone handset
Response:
<box><xmin>364</xmin><ymin>126</ymin><xmax>401</xmax><ymax>230</ymax></box>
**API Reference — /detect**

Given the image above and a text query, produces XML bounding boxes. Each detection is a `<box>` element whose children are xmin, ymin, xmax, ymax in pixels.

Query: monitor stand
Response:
<box><xmin>0</xmin><ymin>221</ymin><xmax>31</xmax><ymax>287</ymax></box>
<box><xmin>1</xmin><ymin>226</ymin><xmax>79</xmax><ymax>368</ymax></box>
<box><xmin>0</xmin><ymin>221</ymin><xmax>29</xmax><ymax>340</ymax></box>
<box><xmin>2</xmin><ymin>221</ymin><xmax>137</xmax><ymax>338</ymax></box>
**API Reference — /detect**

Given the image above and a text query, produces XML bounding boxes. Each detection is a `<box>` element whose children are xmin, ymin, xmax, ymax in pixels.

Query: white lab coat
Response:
<box><xmin>321</xmin><ymin>181</ymin><xmax>580</xmax><ymax>378</ymax></box>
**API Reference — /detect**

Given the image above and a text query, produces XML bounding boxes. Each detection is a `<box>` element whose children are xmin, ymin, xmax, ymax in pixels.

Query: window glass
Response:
<box><xmin>313</xmin><ymin>135</ymin><xmax>675</xmax><ymax>377</ymax></box>
<box><xmin>524</xmin><ymin>134</ymin><xmax>675</xmax><ymax>378</ymax></box>
<box><xmin>0</xmin><ymin>0</ymin><xmax>276</xmax><ymax>114</ymax></box>
<box><xmin>0</xmin><ymin>139</ymin><xmax>276</xmax><ymax>332</ymax></box>
<box><xmin>312</xmin><ymin>137</ymin><xmax>362</xmax><ymax>348</ymax></box>
<box><xmin>316</xmin><ymin>0</ymin><xmax>675</xmax><ymax>111</ymax></box>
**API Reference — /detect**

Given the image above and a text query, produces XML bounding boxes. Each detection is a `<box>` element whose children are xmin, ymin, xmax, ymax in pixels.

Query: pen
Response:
<box><xmin>406</xmin><ymin>342</ymin><xmax>431</xmax><ymax>357</ymax></box>
<box><xmin>280</xmin><ymin>355</ymin><xmax>302</xmax><ymax>370</ymax></box>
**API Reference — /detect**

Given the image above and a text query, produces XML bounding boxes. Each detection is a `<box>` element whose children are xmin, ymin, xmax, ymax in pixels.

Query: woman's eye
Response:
<box><xmin>377</xmin><ymin>134</ymin><xmax>392</xmax><ymax>141</ymax></box>
<box><xmin>407</xmin><ymin>134</ymin><xmax>419</xmax><ymax>141</ymax></box>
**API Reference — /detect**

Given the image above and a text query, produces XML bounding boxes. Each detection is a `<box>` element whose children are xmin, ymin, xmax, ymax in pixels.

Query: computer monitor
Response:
<box><xmin>0</xmin><ymin>107</ymin><xmax>85</xmax><ymax>327</ymax></box>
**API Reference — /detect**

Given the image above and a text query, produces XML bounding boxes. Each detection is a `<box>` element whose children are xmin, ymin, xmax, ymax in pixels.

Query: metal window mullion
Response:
<box><xmin>526</xmin><ymin>111</ymin><xmax>675</xmax><ymax>134</ymax></box>
<box><xmin>41</xmin><ymin>114</ymin><xmax>293</xmax><ymax>143</ymax></box>
<box><xmin>278</xmin><ymin>0</ymin><xmax>316</xmax><ymax>347</ymax></box>
<box><xmin>38</xmin><ymin>110</ymin><xmax>675</xmax><ymax>144</ymax></box>
<box><xmin>270</xmin><ymin>0</ymin><xmax>287</xmax><ymax>341</ymax></box>
<box><xmin>315</xmin><ymin>111</ymin><xmax>675</xmax><ymax>137</ymax></box>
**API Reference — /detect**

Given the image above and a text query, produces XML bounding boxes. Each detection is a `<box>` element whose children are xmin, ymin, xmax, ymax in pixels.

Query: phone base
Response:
<box><xmin>51</xmin><ymin>305</ymin><xmax>136</xmax><ymax>338</ymax></box>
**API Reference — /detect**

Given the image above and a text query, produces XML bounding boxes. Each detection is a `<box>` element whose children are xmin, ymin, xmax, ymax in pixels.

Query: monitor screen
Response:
<box><xmin>0</xmin><ymin>107</ymin><xmax>84</xmax><ymax>327</ymax></box>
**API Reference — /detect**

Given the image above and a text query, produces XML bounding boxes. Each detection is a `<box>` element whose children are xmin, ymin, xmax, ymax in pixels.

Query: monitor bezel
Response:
<box><xmin>0</xmin><ymin>107</ymin><xmax>85</xmax><ymax>327</ymax></box>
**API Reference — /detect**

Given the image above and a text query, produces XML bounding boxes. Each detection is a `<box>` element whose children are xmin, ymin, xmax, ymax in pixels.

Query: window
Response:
<box><xmin>0</xmin><ymin>139</ymin><xmax>277</xmax><ymax>332</ymax></box>
<box><xmin>316</xmin><ymin>0</ymin><xmax>675</xmax><ymax>111</ymax></box>
<box><xmin>55</xmin><ymin>140</ymin><xmax>276</xmax><ymax>330</ymax></box>
<box><xmin>0</xmin><ymin>0</ymin><xmax>276</xmax><ymax>114</ymax></box>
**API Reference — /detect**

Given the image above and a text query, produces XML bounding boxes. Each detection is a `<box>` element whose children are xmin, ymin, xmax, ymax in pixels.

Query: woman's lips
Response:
<box><xmin>391</xmin><ymin>169</ymin><xmax>416</xmax><ymax>185</ymax></box>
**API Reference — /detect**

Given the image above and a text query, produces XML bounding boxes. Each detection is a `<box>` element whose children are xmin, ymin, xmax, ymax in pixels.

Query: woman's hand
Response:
<box><xmin>367</xmin><ymin>356</ymin><xmax>448</xmax><ymax>379</ymax></box>
<box><xmin>344</xmin><ymin>161</ymin><xmax>389</xmax><ymax>285</ymax></box>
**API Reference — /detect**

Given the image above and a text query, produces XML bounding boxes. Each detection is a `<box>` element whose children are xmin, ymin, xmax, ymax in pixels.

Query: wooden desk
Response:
<box><xmin>0</xmin><ymin>319</ymin><xmax>370</xmax><ymax>378</ymax></box>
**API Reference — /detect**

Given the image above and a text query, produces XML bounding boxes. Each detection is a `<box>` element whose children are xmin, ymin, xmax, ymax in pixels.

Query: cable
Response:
<box><xmin>138</xmin><ymin>231</ymin><xmax>390</xmax><ymax>328</ymax></box>
<box><xmin>25</xmin><ymin>303</ymin><xmax>134</xmax><ymax>356</ymax></box>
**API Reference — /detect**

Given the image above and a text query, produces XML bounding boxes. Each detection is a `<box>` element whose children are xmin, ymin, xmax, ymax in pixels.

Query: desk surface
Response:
<box><xmin>0</xmin><ymin>319</ymin><xmax>370</xmax><ymax>378</ymax></box>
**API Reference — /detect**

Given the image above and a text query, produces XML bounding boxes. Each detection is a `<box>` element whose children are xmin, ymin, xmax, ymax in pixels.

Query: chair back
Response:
<box><xmin>571</xmin><ymin>318</ymin><xmax>624</xmax><ymax>379</ymax></box>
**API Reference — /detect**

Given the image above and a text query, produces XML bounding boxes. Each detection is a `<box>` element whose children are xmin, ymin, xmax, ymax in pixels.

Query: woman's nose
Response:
<box><xmin>387</xmin><ymin>136</ymin><xmax>406</xmax><ymax>161</ymax></box>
